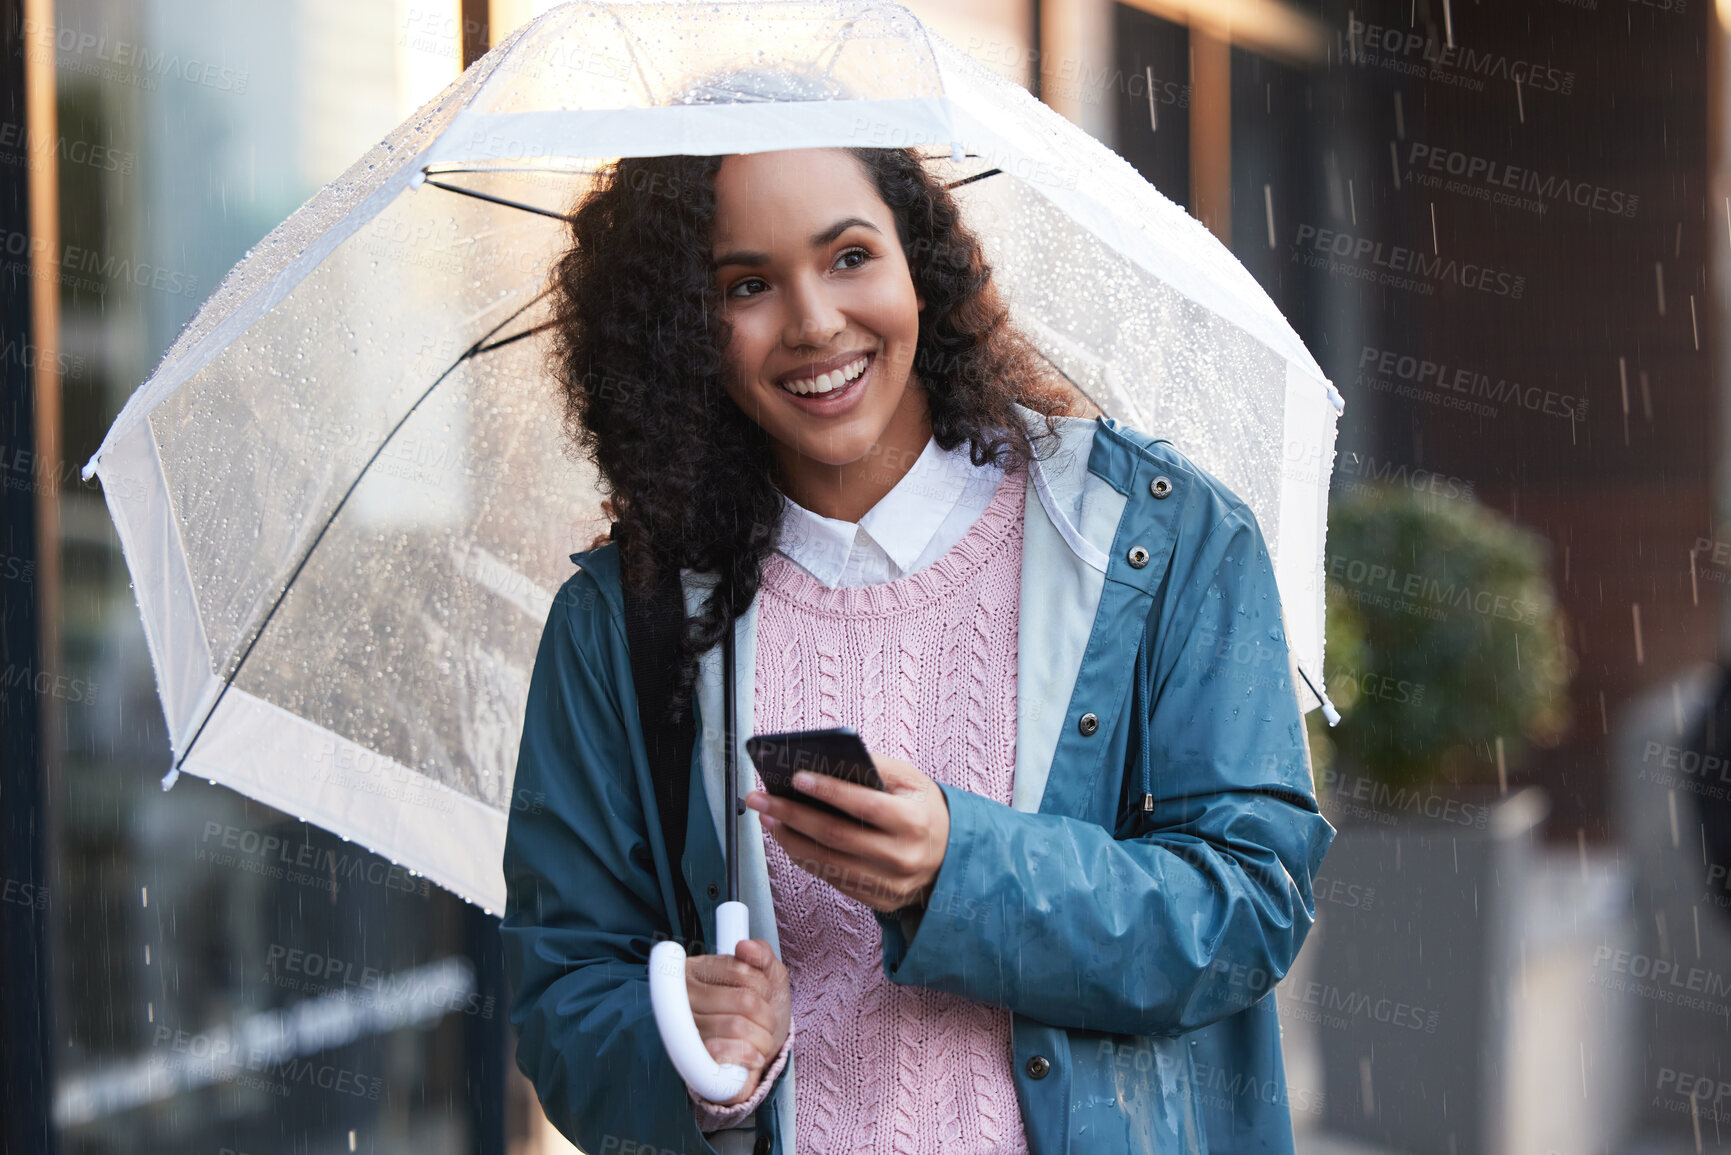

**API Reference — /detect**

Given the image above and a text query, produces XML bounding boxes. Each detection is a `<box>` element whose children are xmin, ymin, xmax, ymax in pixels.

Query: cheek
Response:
<box><xmin>722</xmin><ymin>313</ymin><xmax>771</xmax><ymax>382</ymax></box>
<box><xmin>861</xmin><ymin>272</ymin><xmax>923</xmax><ymax>344</ymax></box>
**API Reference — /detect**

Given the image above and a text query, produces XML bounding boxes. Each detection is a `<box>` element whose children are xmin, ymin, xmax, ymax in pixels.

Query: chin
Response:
<box><xmin>801</xmin><ymin>436</ymin><xmax>882</xmax><ymax>468</ymax></box>
<box><xmin>779</xmin><ymin>417</ymin><xmax>886</xmax><ymax>464</ymax></box>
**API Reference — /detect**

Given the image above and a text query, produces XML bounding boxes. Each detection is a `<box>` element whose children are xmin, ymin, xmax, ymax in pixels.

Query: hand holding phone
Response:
<box><xmin>743</xmin><ymin>737</ymin><xmax>951</xmax><ymax>914</ymax></box>
<box><xmin>745</xmin><ymin>727</ymin><xmax>887</xmax><ymax>826</ymax></box>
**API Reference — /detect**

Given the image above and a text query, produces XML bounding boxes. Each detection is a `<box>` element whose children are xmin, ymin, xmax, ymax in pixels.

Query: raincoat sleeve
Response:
<box><xmin>501</xmin><ymin>564</ymin><xmax>761</xmax><ymax>1154</ymax></box>
<box><xmin>877</xmin><ymin>500</ymin><xmax>1335</xmax><ymax>1036</ymax></box>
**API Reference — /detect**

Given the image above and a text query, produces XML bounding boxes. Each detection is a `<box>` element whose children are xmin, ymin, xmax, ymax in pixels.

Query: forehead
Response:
<box><xmin>711</xmin><ymin>149</ymin><xmax>888</xmax><ymax>241</ymax></box>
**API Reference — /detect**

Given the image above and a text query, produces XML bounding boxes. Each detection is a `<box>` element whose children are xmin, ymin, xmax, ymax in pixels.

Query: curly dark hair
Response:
<box><xmin>548</xmin><ymin>147</ymin><xmax>1081</xmax><ymax>717</ymax></box>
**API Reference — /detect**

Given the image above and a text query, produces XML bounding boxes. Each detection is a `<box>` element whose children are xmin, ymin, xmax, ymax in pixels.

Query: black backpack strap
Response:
<box><xmin>617</xmin><ymin>531</ymin><xmax>705</xmax><ymax>953</ymax></box>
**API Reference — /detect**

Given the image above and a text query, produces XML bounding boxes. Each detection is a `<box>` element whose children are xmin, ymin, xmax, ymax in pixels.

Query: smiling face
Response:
<box><xmin>711</xmin><ymin>148</ymin><xmax>930</xmax><ymax>517</ymax></box>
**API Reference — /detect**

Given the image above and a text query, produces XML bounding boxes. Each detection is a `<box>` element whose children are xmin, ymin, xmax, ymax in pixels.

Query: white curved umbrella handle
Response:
<box><xmin>649</xmin><ymin>900</ymin><xmax>752</xmax><ymax>1104</ymax></box>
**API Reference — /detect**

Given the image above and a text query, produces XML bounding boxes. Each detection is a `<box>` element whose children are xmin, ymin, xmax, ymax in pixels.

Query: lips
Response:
<box><xmin>777</xmin><ymin>352</ymin><xmax>873</xmax><ymax>396</ymax></box>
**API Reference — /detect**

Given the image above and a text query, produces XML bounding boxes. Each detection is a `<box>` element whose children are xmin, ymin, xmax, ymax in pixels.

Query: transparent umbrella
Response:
<box><xmin>82</xmin><ymin>0</ymin><xmax>1342</xmax><ymax>932</ymax></box>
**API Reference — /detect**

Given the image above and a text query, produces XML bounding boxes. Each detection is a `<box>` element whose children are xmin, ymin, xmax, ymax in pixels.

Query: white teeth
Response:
<box><xmin>781</xmin><ymin>355</ymin><xmax>869</xmax><ymax>396</ymax></box>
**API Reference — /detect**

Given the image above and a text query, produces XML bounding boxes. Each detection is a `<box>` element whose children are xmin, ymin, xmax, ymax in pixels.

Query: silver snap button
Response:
<box><xmin>1128</xmin><ymin>546</ymin><xmax>1150</xmax><ymax>568</ymax></box>
<box><xmin>1026</xmin><ymin>1055</ymin><xmax>1051</xmax><ymax>1079</ymax></box>
<box><xmin>1150</xmin><ymin>475</ymin><xmax>1172</xmax><ymax>498</ymax></box>
<box><xmin>1078</xmin><ymin>712</ymin><xmax>1099</xmax><ymax>736</ymax></box>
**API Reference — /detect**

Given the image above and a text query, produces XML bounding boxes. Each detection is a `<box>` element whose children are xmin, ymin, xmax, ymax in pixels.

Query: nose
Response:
<box><xmin>780</xmin><ymin>270</ymin><xmax>845</xmax><ymax>350</ymax></box>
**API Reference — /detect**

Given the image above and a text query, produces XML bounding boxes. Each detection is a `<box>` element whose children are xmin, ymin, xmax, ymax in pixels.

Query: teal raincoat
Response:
<box><xmin>502</xmin><ymin>406</ymin><xmax>1336</xmax><ymax>1154</ymax></box>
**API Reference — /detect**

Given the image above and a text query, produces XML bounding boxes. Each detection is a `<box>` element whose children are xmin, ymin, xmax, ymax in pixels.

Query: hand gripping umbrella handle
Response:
<box><xmin>649</xmin><ymin>900</ymin><xmax>751</xmax><ymax>1104</ymax></box>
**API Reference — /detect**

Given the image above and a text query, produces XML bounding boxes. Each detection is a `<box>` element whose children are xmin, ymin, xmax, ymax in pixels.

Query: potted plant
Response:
<box><xmin>1298</xmin><ymin>481</ymin><xmax>1573</xmax><ymax>1155</ymax></box>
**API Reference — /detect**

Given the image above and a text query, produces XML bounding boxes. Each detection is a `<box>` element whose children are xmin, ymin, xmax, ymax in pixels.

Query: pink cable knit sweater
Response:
<box><xmin>689</xmin><ymin>463</ymin><xmax>1031</xmax><ymax>1153</ymax></box>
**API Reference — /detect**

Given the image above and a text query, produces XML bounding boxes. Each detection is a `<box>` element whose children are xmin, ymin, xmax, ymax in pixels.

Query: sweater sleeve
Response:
<box><xmin>685</xmin><ymin>1019</ymin><xmax>796</xmax><ymax>1132</ymax></box>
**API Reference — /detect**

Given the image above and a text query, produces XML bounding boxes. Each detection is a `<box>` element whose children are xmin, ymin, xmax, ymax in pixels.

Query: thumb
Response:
<box><xmin>869</xmin><ymin>753</ymin><xmax>924</xmax><ymax>795</ymax></box>
<box><xmin>733</xmin><ymin>938</ymin><xmax>772</xmax><ymax>970</ymax></box>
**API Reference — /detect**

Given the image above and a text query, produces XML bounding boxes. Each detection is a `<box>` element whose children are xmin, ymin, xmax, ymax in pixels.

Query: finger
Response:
<box><xmin>772</xmin><ymin>786</ymin><xmax>905</xmax><ymax>855</ymax></box>
<box><xmin>696</xmin><ymin>1029</ymin><xmax>770</xmax><ymax>1084</ymax></box>
<box><xmin>690</xmin><ymin>988</ymin><xmax>776</xmax><ymax>1039</ymax></box>
<box><xmin>865</xmin><ymin>753</ymin><xmax>923</xmax><ymax>791</ymax></box>
<box><xmin>732</xmin><ymin>938</ymin><xmax>769</xmax><ymax>970</ymax></box>
<box><xmin>689</xmin><ymin>955</ymin><xmax>776</xmax><ymax>1005</ymax></box>
<box><xmin>805</xmin><ymin>752</ymin><xmax>930</xmax><ymax>817</ymax></box>
<box><xmin>721</xmin><ymin>943</ymin><xmax>778</xmax><ymax>1007</ymax></box>
<box><xmin>693</xmin><ymin>1011</ymin><xmax>775</xmax><ymax>1065</ymax></box>
<box><xmin>688</xmin><ymin>976</ymin><xmax>765</xmax><ymax>1018</ymax></box>
<box><xmin>732</xmin><ymin>940</ymin><xmax>792</xmax><ymax>1005</ymax></box>
<box><xmin>687</xmin><ymin>956</ymin><xmax>769</xmax><ymax>1005</ymax></box>
<box><xmin>767</xmin><ymin>819</ymin><xmax>916</xmax><ymax>908</ymax></box>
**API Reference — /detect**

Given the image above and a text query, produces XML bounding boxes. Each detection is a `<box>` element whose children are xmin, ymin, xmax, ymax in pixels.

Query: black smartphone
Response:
<box><xmin>745</xmin><ymin>726</ymin><xmax>887</xmax><ymax>826</ymax></box>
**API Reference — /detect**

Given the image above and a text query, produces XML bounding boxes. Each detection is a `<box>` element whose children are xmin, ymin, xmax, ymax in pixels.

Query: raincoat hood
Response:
<box><xmin>503</xmin><ymin>405</ymin><xmax>1335</xmax><ymax>1154</ymax></box>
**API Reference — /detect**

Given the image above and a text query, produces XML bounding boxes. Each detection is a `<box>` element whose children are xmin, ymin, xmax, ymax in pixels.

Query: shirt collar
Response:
<box><xmin>774</xmin><ymin>495</ymin><xmax>857</xmax><ymax>588</ymax></box>
<box><xmin>776</xmin><ymin>433</ymin><xmax>999</xmax><ymax>585</ymax></box>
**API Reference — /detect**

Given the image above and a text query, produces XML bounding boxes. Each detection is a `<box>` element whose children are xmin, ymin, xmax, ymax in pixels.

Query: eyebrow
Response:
<box><xmin>713</xmin><ymin>216</ymin><xmax>881</xmax><ymax>269</ymax></box>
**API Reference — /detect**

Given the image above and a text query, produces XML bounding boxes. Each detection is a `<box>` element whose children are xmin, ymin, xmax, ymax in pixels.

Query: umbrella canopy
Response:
<box><xmin>84</xmin><ymin>0</ymin><xmax>1341</xmax><ymax>914</ymax></box>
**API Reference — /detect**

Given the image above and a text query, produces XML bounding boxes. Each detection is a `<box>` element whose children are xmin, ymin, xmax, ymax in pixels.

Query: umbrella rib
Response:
<box><xmin>944</xmin><ymin>167</ymin><xmax>1002</xmax><ymax>190</ymax></box>
<box><xmin>425</xmin><ymin>165</ymin><xmax>604</xmax><ymax>176</ymax></box>
<box><xmin>811</xmin><ymin>19</ymin><xmax>852</xmax><ymax>77</ymax></box>
<box><xmin>426</xmin><ymin>165</ymin><xmax>994</xmax><ymax>217</ymax></box>
<box><xmin>422</xmin><ymin>175</ymin><xmax>573</xmax><ymax>223</ymax></box>
<box><xmin>472</xmin><ymin>320</ymin><xmax>558</xmax><ymax>357</ymax></box>
<box><xmin>171</xmin><ymin>291</ymin><xmax>553</xmax><ymax>777</ymax></box>
<box><xmin>604</xmin><ymin>7</ymin><xmax>669</xmax><ymax>104</ymax></box>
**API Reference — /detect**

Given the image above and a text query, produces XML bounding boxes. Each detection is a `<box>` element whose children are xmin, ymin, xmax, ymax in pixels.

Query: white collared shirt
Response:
<box><xmin>774</xmin><ymin>433</ymin><xmax>1007</xmax><ymax>589</ymax></box>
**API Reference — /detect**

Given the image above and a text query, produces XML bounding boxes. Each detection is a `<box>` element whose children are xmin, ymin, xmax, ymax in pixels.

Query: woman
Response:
<box><xmin>502</xmin><ymin>143</ymin><xmax>1335</xmax><ymax>1155</ymax></box>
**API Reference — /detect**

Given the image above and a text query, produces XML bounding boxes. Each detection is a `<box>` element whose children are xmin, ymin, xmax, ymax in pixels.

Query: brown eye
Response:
<box><xmin>835</xmin><ymin>247</ymin><xmax>870</xmax><ymax>270</ymax></box>
<box><xmin>727</xmin><ymin>277</ymin><xmax>768</xmax><ymax>299</ymax></box>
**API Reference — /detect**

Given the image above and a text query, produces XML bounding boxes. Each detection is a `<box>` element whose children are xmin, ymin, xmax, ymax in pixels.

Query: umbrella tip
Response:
<box><xmin>1294</xmin><ymin>661</ymin><xmax>1341</xmax><ymax>727</ymax></box>
<box><xmin>950</xmin><ymin>142</ymin><xmax>963</xmax><ymax>164</ymax></box>
<box><xmin>160</xmin><ymin>766</ymin><xmax>181</xmax><ymax>791</ymax></box>
<box><xmin>409</xmin><ymin>167</ymin><xmax>428</xmax><ymax>190</ymax></box>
